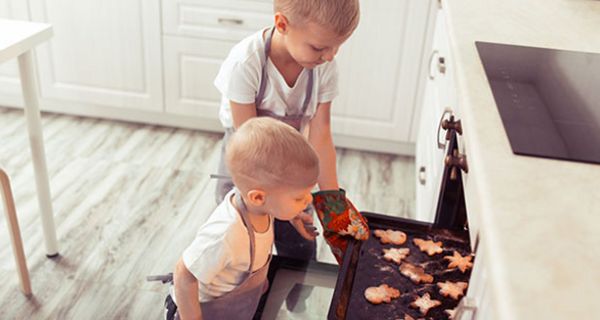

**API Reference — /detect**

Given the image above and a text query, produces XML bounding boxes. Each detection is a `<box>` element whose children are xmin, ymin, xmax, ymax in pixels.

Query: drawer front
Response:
<box><xmin>163</xmin><ymin>35</ymin><xmax>236</xmax><ymax>126</ymax></box>
<box><xmin>163</xmin><ymin>0</ymin><xmax>272</xmax><ymax>41</ymax></box>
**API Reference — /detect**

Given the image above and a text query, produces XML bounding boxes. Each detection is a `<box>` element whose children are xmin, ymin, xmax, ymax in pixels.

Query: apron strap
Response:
<box><xmin>234</xmin><ymin>191</ymin><xmax>256</xmax><ymax>273</ymax></box>
<box><xmin>255</xmin><ymin>26</ymin><xmax>314</xmax><ymax>117</ymax></box>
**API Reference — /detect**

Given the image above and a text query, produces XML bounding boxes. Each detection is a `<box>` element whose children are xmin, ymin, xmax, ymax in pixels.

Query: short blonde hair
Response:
<box><xmin>226</xmin><ymin>117</ymin><xmax>319</xmax><ymax>192</ymax></box>
<box><xmin>274</xmin><ymin>0</ymin><xmax>360</xmax><ymax>36</ymax></box>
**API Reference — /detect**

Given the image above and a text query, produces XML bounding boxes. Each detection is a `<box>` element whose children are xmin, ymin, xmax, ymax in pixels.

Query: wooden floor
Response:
<box><xmin>0</xmin><ymin>107</ymin><xmax>415</xmax><ymax>319</ymax></box>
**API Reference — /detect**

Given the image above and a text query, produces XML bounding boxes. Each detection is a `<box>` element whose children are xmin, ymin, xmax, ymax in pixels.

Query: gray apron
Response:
<box><xmin>215</xmin><ymin>26</ymin><xmax>314</xmax><ymax>204</ymax></box>
<box><xmin>176</xmin><ymin>192</ymin><xmax>272</xmax><ymax>320</ymax></box>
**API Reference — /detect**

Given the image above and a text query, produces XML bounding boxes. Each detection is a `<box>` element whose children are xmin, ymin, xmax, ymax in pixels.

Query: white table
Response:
<box><xmin>0</xmin><ymin>19</ymin><xmax>58</xmax><ymax>257</ymax></box>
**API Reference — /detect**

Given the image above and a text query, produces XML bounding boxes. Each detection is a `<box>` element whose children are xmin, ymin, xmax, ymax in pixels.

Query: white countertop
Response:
<box><xmin>442</xmin><ymin>0</ymin><xmax>600</xmax><ymax>319</ymax></box>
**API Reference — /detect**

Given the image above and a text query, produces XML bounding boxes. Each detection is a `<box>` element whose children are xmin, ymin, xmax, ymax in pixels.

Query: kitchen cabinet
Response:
<box><xmin>0</xmin><ymin>0</ymin><xmax>432</xmax><ymax>155</ymax></box>
<box><xmin>330</xmin><ymin>0</ymin><xmax>430</xmax><ymax>154</ymax></box>
<box><xmin>161</xmin><ymin>0</ymin><xmax>272</xmax><ymax>132</ymax></box>
<box><xmin>0</xmin><ymin>0</ymin><xmax>29</xmax><ymax>107</ymax></box>
<box><xmin>27</xmin><ymin>0</ymin><xmax>164</xmax><ymax>112</ymax></box>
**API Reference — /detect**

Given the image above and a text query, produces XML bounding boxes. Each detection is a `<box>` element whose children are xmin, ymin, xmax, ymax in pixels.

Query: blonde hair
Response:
<box><xmin>274</xmin><ymin>0</ymin><xmax>360</xmax><ymax>36</ymax></box>
<box><xmin>226</xmin><ymin>117</ymin><xmax>319</xmax><ymax>193</ymax></box>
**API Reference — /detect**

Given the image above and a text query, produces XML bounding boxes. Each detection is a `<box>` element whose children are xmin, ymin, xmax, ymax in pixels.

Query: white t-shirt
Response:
<box><xmin>214</xmin><ymin>27</ymin><xmax>339</xmax><ymax>129</ymax></box>
<box><xmin>177</xmin><ymin>189</ymin><xmax>274</xmax><ymax>302</ymax></box>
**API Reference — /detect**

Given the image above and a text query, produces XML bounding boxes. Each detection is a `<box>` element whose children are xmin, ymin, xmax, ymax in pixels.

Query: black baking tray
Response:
<box><xmin>328</xmin><ymin>212</ymin><xmax>472</xmax><ymax>320</ymax></box>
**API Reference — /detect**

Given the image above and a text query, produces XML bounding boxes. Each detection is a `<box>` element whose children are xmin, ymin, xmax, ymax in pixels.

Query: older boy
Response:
<box><xmin>169</xmin><ymin>118</ymin><xmax>320</xmax><ymax>320</ymax></box>
<box><xmin>214</xmin><ymin>0</ymin><xmax>368</xmax><ymax>264</ymax></box>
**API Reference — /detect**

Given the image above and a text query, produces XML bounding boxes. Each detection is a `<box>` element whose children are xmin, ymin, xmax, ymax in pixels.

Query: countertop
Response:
<box><xmin>442</xmin><ymin>0</ymin><xmax>600</xmax><ymax>319</ymax></box>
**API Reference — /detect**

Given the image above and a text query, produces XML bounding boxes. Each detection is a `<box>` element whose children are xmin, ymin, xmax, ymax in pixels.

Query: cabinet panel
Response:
<box><xmin>415</xmin><ymin>80</ymin><xmax>444</xmax><ymax>222</ymax></box>
<box><xmin>333</xmin><ymin>0</ymin><xmax>430</xmax><ymax>143</ymax></box>
<box><xmin>163</xmin><ymin>36</ymin><xmax>236</xmax><ymax>128</ymax></box>
<box><xmin>28</xmin><ymin>0</ymin><xmax>164</xmax><ymax>111</ymax></box>
<box><xmin>0</xmin><ymin>0</ymin><xmax>29</xmax><ymax>107</ymax></box>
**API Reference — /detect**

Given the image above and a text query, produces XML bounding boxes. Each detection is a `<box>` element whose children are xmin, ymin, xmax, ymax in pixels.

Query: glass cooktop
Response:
<box><xmin>476</xmin><ymin>41</ymin><xmax>600</xmax><ymax>165</ymax></box>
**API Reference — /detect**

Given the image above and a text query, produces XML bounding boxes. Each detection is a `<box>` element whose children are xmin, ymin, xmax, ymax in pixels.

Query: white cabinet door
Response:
<box><xmin>415</xmin><ymin>79</ymin><xmax>445</xmax><ymax>222</ymax></box>
<box><xmin>333</xmin><ymin>0</ymin><xmax>431</xmax><ymax>147</ymax></box>
<box><xmin>0</xmin><ymin>0</ymin><xmax>29</xmax><ymax>107</ymax></box>
<box><xmin>163</xmin><ymin>36</ymin><xmax>238</xmax><ymax>131</ymax></box>
<box><xmin>28</xmin><ymin>0</ymin><xmax>164</xmax><ymax>111</ymax></box>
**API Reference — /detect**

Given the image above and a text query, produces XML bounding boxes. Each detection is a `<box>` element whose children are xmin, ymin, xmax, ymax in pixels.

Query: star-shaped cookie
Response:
<box><xmin>437</xmin><ymin>281</ymin><xmax>468</xmax><ymax>300</ymax></box>
<box><xmin>382</xmin><ymin>247</ymin><xmax>410</xmax><ymax>264</ymax></box>
<box><xmin>413</xmin><ymin>238</ymin><xmax>443</xmax><ymax>256</ymax></box>
<box><xmin>364</xmin><ymin>284</ymin><xmax>401</xmax><ymax>304</ymax></box>
<box><xmin>444</xmin><ymin>251</ymin><xmax>473</xmax><ymax>273</ymax></box>
<box><xmin>374</xmin><ymin>229</ymin><xmax>407</xmax><ymax>245</ymax></box>
<box><xmin>410</xmin><ymin>293</ymin><xmax>441</xmax><ymax>315</ymax></box>
<box><xmin>399</xmin><ymin>263</ymin><xmax>433</xmax><ymax>284</ymax></box>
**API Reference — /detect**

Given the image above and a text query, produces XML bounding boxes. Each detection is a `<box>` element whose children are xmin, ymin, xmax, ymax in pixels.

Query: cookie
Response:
<box><xmin>399</xmin><ymin>263</ymin><xmax>433</xmax><ymax>284</ymax></box>
<box><xmin>364</xmin><ymin>284</ymin><xmax>401</xmax><ymax>304</ymax></box>
<box><xmin>413</xmin><ymin>238</ymin><xmax>443</xmax><ymax>256</ymax></box>
<box><xmin>437</xmin><ymin>281</ymin><xmax>468</xmax><ymax>300</ymax></box>
<box><xmin>382</xmin><ymin>247</ymin><xmax>410</xmax><ymax>264</ymax></box>
<box><xmin>444</xmin><ymin>251</ymin><xmax>473</xmax><ymax>273</ymax></box>
<box><xmin>410</xmin><ymin>293</ymin><xmax>441</xmax><ymax>315</ymax></box>
<box><xmin>374</xmin><ymin>229</ymin><xmax>407</xmax><ymax>245</ymax></box>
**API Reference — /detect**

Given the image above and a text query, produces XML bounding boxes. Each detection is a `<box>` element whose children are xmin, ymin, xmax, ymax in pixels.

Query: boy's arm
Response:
<box><xmin>230</xmin><ymin>101</ymin><xmax>257</xmax><ymax>129</ymax></box>
<box><xmin>307</xmin><ymin>102</ymin><xmax>339</xmax><ymax>190</ymax></box>
<box><xmin>174</xmin><ymin>257</ymin><xmax>203</xmax><ymax>320</ymax></box>
<box><xmin>308</xmin><ymin>102</ymin><xmax>369</xmax><ymax>264</ymax></box>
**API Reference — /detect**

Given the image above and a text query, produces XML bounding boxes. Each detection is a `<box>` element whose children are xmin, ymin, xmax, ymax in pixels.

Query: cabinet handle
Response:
<box><xmin>418</xmin><ymin>166</ymin><xmax>427</xmax><ymax>185</ymax></box>
<box><xmin>438</xmin><ymin>56</ymin><xmax>447</xmax><ymax>75</ymax></box>
<box><xmin>428</xmin><ymin>50</ymin><xmax>439</xmax><ymax>80</ymax></box>
<box><xmin>437</xmin><ymin>0</ymin><xmax>443</xmax><ymax>9</ymax></box>
<box><xmin>445</xmin><ymin>149</ymin><xmax>469</xmax><ymax>181</ymax></box>
<box><xmin>454</xmin><ymin>297</ymin><xmax>477</xmax><ymax>320</ymax></box>
<box><xmin>218</xmin><ymin>18</ymin><xmax>244</xmax><ymax>26</ymax></box>
<box><xmin>436</xmin><ymin>108</ymin><xmax>453</xmax><ymax>149</ymax></box>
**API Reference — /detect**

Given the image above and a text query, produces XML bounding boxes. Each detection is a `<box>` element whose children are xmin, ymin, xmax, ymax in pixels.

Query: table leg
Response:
<box><xmin>17</xmin><ymin>50</ymin><xmax>59</xmax><ymax>257</ymax></box>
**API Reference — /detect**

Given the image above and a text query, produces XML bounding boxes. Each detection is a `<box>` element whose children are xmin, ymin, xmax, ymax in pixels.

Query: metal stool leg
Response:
<box><xmin>0</xmin><ymin>169</ymin><xmax>32</xmax><ymax>296</ymax></box>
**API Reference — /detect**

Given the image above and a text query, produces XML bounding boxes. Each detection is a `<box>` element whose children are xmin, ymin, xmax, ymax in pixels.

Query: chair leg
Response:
<box><xmin>0</xmin><ymin>169</ymin><xmax>32</xmax><ymax>296</ymax></box>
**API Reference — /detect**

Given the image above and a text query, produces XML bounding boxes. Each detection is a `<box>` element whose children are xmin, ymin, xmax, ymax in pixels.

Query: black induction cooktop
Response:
<box><xmin>476</xmin><ymin>41</ymin><xmax>600</xmax><ymax>165</ymax></box>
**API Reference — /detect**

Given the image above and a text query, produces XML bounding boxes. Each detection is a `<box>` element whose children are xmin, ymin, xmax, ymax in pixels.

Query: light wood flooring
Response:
<box><xmin>0</xmin><ymin>107</ymin><xmax>415</xmax><ymax>319</ymax></box>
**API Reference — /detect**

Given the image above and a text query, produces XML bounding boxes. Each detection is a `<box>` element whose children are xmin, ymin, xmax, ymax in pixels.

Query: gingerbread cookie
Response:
<box><xmin>410</xmin><ymin>293</ymin><xmax>441</xmax><ymax>315</ymax></box>
<box><xmin>383</xmin><ymin>247</ymin><xmax>410</xmax><ymax>264</ymax></box>
<box><xmin>374</xmin><ymin>229</ymin><xmax>407</xmax><ymax>245</ymax></box>
<box><xmin>364</xmin><ymin>284</ymin><xmax>401</xmax><ymax>304</ymax></box>
<box><xmin>413</xmin><ymin>238</ymin><xmax>443</xmax><ymax>256</ymax></box>
<box><xmin>399</xmin><ymin>263</ymin><xmax>433</xmax><ymax>284</ymax></box>
<box><xmin>444</xmin><ymin>251</ymin><xmax>473</xmax><ymax>273</ymax></box>
<box><xmin>437</xmin><ymin>281</ymin><xmax>468</xmax><ymax>300</ymax></box>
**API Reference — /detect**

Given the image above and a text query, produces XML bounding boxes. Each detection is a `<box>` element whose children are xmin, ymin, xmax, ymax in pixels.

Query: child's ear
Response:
<box><xmin>274</xmin><ymin>12</ymin><xmax>289</xmax><ymax>34</ymax></box>
<box><xmin>247</xmin><ymin>189</ymin><xmax>267</xmax><ymax>206</ymax></box>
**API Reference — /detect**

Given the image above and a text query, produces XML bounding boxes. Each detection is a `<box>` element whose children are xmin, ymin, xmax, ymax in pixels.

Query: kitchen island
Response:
<box><xmin>443</xmin><ymin>0</ymin><xmax>600</xmax><ymax>318</ymax></box>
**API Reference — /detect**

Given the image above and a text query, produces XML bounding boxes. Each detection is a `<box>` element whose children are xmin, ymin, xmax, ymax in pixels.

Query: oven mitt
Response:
<box><xmin>312</xmin><ymin>189</ymin><xmax>369</xmax><ymax>264</ymax></box>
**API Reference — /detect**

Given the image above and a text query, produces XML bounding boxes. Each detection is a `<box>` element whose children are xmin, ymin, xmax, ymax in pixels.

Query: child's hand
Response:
<box><xmin>289</xmin><ymin>211</ymin><xmax>319</xmax><ymax>241</ymax></box>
